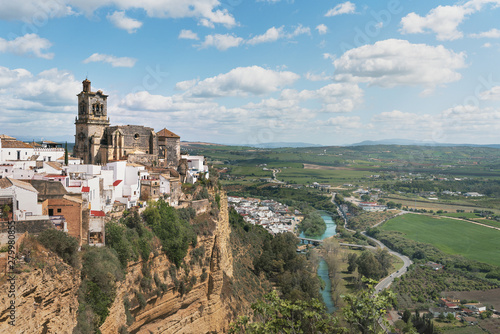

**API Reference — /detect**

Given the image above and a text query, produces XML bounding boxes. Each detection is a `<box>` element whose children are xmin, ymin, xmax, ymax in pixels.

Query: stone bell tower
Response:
<box><xmin>74</xmin><ymin>79</ymin><xmax>110</xmax><ymax>164</ymax></box>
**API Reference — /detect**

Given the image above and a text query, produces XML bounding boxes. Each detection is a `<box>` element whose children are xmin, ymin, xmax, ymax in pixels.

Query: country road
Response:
<box><xmin>331</xmin><ymin>193</ymin><xmax>413</xmax><ymax>294</ymax></box>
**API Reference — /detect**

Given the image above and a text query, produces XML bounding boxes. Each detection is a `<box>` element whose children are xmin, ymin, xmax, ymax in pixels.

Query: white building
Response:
<box><xmin>0</xmin><ymin>178</ymin><xmax>44</xmax><ymax>221</ymax></box>
<box><xmin>181</xmin><ymin>154</ymin><xmax>209</xmax><ymax>184</ymax></box>
<box><xmin>0</xmin><ymin>138</ymin><xmax>34</xmax><ymax>161</ymax></box>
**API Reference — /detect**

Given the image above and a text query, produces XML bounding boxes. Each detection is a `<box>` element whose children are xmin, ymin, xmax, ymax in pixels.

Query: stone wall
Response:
<box><xmin>165</xmin><ymin>137</ymin><xmax>180</xmax><ymax>168</ymax></box>
<box><xmin>127</xmin><ymin>154</ymin><xmax>158</xmax><ymax>167</ymax></box>
<box><xmin>191</xmin><ymin>199</ymin><xmax>210</xmax><ymax>215</ymax></box>
<box><xmin>0</xmin><ymin>219</ymin><xmax>53</xmax><ymax>235</ymax></box>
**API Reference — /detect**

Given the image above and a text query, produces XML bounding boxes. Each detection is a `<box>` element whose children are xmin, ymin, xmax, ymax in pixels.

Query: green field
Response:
<box><xmin>379</xmin><ymin>214</ymin><xmax>500</xmax><ymax>267</ymax></box>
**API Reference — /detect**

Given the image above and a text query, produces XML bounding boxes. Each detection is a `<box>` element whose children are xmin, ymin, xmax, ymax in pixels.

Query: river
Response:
<box><xmin>299</xmin><ymin>212</ymin><xmax>337</xmax><ymax>312</ymax></box>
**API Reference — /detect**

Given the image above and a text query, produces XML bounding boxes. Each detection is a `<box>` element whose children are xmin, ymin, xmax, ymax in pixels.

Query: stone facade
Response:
<box><xmin>158</xmin><ymin>128</ymin><xmax>180</xmax><ymax>168</ymax></box>
<box><xmin>74</xmin><ymin>79</ymin><xmax>110</xmax><ymax>164</ymax></box>
<box><xmin>74</xmin><ymin>80</ymin><xmax>180</xmax><ymax>166</ymax></box>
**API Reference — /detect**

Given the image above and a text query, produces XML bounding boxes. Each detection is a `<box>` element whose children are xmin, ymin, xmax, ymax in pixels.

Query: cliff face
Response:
<box><xmin>0</xmin><ymin>239</ymin><xmax>80</xmax><ymax>334</ymax></box>
<box><xmin>101</xmin><ymin>191</ymin><xmax>236</xmax><ymax>334</ymax></box>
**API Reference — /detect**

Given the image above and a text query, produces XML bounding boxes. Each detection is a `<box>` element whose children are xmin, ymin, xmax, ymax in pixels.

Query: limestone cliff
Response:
<box><xmin>0</xmin><ymin>237</ymin><xmax>80</xmax><ymax>334</ymax></box>
<box><xmin>101</xmin><ymin>191</ymin><xmax>236</xmax><ymax>334</ymax></box>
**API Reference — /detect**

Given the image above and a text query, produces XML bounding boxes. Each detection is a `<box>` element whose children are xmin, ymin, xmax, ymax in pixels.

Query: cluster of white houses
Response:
<box><xmin>0</xmin><ymin>134</ymin><xmax>208</xmax><ymax>247</ymax></box>
<box><xmin>0</xmin><ymin>80</ymin><xmax>210</xmax><ymax>249</ymax></box>
<box><xmin>228</xmin><ymin>196</ymin><xmax>301</xmax><ymax>235</ymax></box>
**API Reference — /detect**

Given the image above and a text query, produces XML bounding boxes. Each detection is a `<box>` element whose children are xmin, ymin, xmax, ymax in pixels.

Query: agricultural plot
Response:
<box><xmin>384</xmin><ymin>196</ymin><xmax>500</xmax><ymax>214</ymax></box>
<box><xmin>379</xmin><ymin>214</ymin><xmax>500</xmax><ymax>267</ymax></box>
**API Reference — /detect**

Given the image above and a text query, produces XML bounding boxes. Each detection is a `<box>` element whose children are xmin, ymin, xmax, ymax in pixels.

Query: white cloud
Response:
<box><xmin>305</xmin><ymin>72</ymin><xmax>330</xmax><ymax>81</ymax></box>
<box><xmin>17</xmin><ymin>68</ymin><xmax>81</xmax><ymax>105</ymax></box>
<box><xmin>187</xmin><ymin>66</ymin><xmax>300</xmax><ymax>97</ymax></box>
<box><xmin>178</xmin><ymin>29</ymin><xmax>199</xmax><ymax>40</ymax></box>
<box><xmin>315</xmin><ymin>83</ymin><xmax>363</xmax><ymax>112</ymax></box>
<box><xmin>287</xmin><ymin>24</ymin><xmax>310</xmax><ymax>38</ymax></box>
<box><xmin>247</xmin><ymin>26</ymin><xmax>284</xmax><ymax>45</ymax></box>
<box><xmin>325</xmin><ymin>116</ymin><xmax>362</xmax><ymax>129</ymax></box>
<box><xmin>400</xmin><ymin>5</ymin><xmax>469</xmax><ymax>41</ymax></box>
<box><xmin>323</xmin><ymin>53</ymin><xmax>336</xmax><ymax>61</ymax></box>
<box><xmin>1</xmin><ymin>1</ymin><xmax>236</xmax><ymax>28</ymax></box>
<box><xmin>0</xmin><ymin>34</ymin><xmax>54</xmax><ymax>59</ymax></box>
<box><xmin>0</xmin><ymin>1</ymin><xmax>73</xmax><ymax>21</ymax></box>
<box><xmin>107</xmin><ymin>11</ymin><xmax>142</xmax><ymax>33</ymax></box>
<box><xmin>0</xmin><ymin>66</ymin><xmax>32</xmax><ymax>88</ymax></box>
<box><xmin>368</xmin><ymin>104</ymin><xmax>500</xmax><ymax>143</ymax></box>
<box><xmin>480</xmin><ymin>86</ymin><xmax>500</xmax><ymax>100</ymax></box>
<box><xmin>197</xmin><ymin>34</ymin><xmax>244</xmax><ymax>51</ymax></box>
<box><xmin>246</xmin><ymin>82</ymin><xmax>363</xmax><ymax>114</ymax></box>
<box><xmin>175</xmin><ymin>79</ymin><xmax>198</xmax><ymax>91</ymax></box>
<box><xmin>469</xmin><ymin>28</ymin><xmax>500</xmax><ymax>38</ymax></box>
<box><xmin>0</xmin><ymin>67</ymin><xmax>80</xmax><ymax>136</ymax></box>
<box><xmin>482</xmin><ymin>42</ymin><xmax>493</xmax><ymax>48</ymax></box>
<box><xmin>245</xmin><ymin>25</ymin><xmax>310</xmax><ymax>46</ymax></box>
<box><xmin>83</xmin><ymin>53</ymin><xmax>137</xmax><ymax>67</ymax></box>
<box><xmin>316</xmin><ymin>24</ymin><xmax>328</xmax><ymax>34</ymax></box>
<box><xmin>333</xmin><ymin>39</ymin><xmax>467</xmax><ymax>90</ymax></box>
<box><xmin>400</xmin><ymin>1</ymin><xmax>500</xmax><ymax>41</ymax></box>
<box><xmin>325</xmin><ymin>1</ymin><xmax>356</xmax><ymax>17</ymax></box>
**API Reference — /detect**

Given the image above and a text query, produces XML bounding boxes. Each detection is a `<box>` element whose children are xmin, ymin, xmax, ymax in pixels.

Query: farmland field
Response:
<box><xmin>379</xmin><ymin>214</ymin><xmax>500</xmax><ymax>266</ymax></box>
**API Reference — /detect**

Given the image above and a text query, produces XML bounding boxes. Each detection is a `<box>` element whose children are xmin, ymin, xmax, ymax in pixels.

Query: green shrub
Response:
<box><xmin>37</xmin><ymin>228</ymin><xmax>79</xmax><ymax>267</ymax></box>
<box><xmin>143</xmin><ymin>199</ymin><xmax>196</xmax><ymax>266</ymax></box>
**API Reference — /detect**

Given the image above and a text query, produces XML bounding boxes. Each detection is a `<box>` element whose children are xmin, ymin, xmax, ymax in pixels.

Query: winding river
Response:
<box><xmin>299</xmin><ymin>212</ymin><xmax>337</xmax><ymax>313</ymax></box>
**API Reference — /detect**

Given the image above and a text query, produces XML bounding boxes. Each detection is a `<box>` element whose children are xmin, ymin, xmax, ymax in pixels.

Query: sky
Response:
<box><xmin>1</xmin><ymin>0</ymin><xmax>500</xmax><ymax>146</ymax></box>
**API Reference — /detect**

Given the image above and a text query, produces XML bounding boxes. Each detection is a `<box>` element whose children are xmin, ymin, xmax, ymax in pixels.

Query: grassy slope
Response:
<box><xmin>379</xmin><ymin>214</ymin><xmax>500</xmax><ymax>267</ymax></box>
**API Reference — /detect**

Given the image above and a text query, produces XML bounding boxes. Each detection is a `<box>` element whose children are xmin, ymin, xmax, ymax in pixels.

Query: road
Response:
<box><xmin>331</xmin><ymin>193</ymin><xmax>413</xmax><ymax>293</ymax></box>
<box><xmin>361</xmin><ymin>231</ymin><xmax>413</xmax><ymax>293</ymax></box>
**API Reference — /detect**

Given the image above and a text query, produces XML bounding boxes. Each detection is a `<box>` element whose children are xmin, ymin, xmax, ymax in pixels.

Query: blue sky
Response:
<box><xmin>1</xmin><ymin>0</ymin><xmax>500</xmax><ymax>146</ymax></box>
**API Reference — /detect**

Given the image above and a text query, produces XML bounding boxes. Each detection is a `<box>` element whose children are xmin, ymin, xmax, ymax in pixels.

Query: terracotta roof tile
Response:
<box><xmin>157</xmin><ymin>128</ymin><xmax>180</xmax><ymax>138</ymax></box>
<box><xmin>0</xmin><ymin>140</ymin><xmax>33</xmax><ymax>148</ymax></box>
<box><xmin>45</xmin><ymin>161</ymin><xmax>63</xmax><ymax>170</ymax></box>
<box><xmin>90</xmin><ymin>210</ymin><xmax>105</xmax><ymax>217</ymax></box>
<box><xmin>113</xmin><ymin>180</ymin><xmax>122</xmax><ymax>186</ymax></box>
<box><xmin>0</xmin><ymin>178</ymin><xmax>11</xmax><ymax>189</ymax></box>
<box><xmin>5</xmin><ymin>178</ymin><xmax>38</xmax><ymax>192</ymax></box>
<box><xmin>82</xmin><ymin>186</ymin><xmax>90</xmax><ymax>192</ymax></box>
<box><xmin>0</xmin><ymin>134</ymin><xmax>16</xmax><ymax>140</ymax></box>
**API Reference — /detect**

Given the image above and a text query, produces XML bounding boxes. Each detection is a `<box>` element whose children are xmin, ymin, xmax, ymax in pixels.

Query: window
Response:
<box><xmin>134</xmin><ymin>133</ymin><xmax>140</xmax><ymax>140</ymax></box>
<box><xmin>49</xmin><ymin>209</ymin><xmax>54</xmax><ymax>216</ymax></box>
<box><xmin>57</xmin><ymin>208</ymin><xmax>61</xmax><ymax>213</ymax></box>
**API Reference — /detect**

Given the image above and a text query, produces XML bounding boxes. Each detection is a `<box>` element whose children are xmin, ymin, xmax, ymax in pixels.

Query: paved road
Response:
<box><xmin>361</xmin><ymin>231</ymin><xmax>413</xmax><ymax>293</ymax></box>
<box><xmin>330</xmin><ymin>193</ymin><xmax>413</xmax><ymax>293</ymax></box>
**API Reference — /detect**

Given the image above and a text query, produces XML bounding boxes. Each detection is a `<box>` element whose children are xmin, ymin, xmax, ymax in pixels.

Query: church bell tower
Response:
<box><xmin>74</xmin><ymin>79</ymin><xmax>110</xmax><ymax>164</ymax></box>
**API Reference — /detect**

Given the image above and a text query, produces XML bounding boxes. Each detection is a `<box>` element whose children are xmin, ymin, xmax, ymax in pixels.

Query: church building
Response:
<box><xmin>74</xmin><ymin>79</ymin><xmax>180</xmax><ymax>168</ymax></box>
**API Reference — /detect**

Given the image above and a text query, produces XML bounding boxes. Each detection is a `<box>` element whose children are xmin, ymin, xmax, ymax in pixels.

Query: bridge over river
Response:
<box><xmin>298</xmin><ymin>237</ymin><xmax>375</xmax><ymax>249</ymax></box>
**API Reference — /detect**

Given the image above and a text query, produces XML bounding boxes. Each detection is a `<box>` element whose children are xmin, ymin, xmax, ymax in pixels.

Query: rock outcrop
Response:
<box><xmin>0</xmin><ymin>239</ymin><xmax>80</xmax><ymax>334</ymax></box>
<box><xmin>101</xmin><ymin>191</ymin><xmax>236</xmax><ymax>334</ymax></box>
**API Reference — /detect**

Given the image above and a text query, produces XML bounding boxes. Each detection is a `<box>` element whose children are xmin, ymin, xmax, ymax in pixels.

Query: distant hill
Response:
<box><xmin>350</xmin><ymin>139</ymin><xmax>500</xmax><ymax>149</ymax></box>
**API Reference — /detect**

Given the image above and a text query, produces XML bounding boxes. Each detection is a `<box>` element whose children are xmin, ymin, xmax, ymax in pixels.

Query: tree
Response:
<box><xmin>347</xmin><ymin>253</ymin><xmax>358</xmax><ymax>273</ymax></box>
<box><xmin>446</xmin><ymin>313</ymin><xmax>455</xmax><ymax>322</ymax></box>
<box><xmin>64</xmin><ymin>141</ymin><xmax>69</xmax><ymax>166</ymax></box>
<box><xmin>1</xmin><ymin>204</ymin><xmax>10</xmax><ymax>219</ymax></box>
<box><xmin>402</xmin><ymin>309</ymin><xmax>411</xmax><ymax>323</ymax></box>
<box><xmin>361</xmin><ymin>194</ymin><xmax>371</xmax><ymax>202</ymax></box>
<box><xmin>342</xmin><ymin>278</ymin><xmax>395</xmax><ymax>334</ymax></box>
<box><xmin>374</xmin><ymin>248</ymin><xmax>392</xmax><ymax>277</ymax></box>
<box><xmin>356</xmin><ymin>251</ymin><xmax>383</xmax><ymax>279</ymax></box>
<box><xmin>229</xmin><ymin>290</ymin><xmax>346</xmax><ymax>334</ymax></box>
